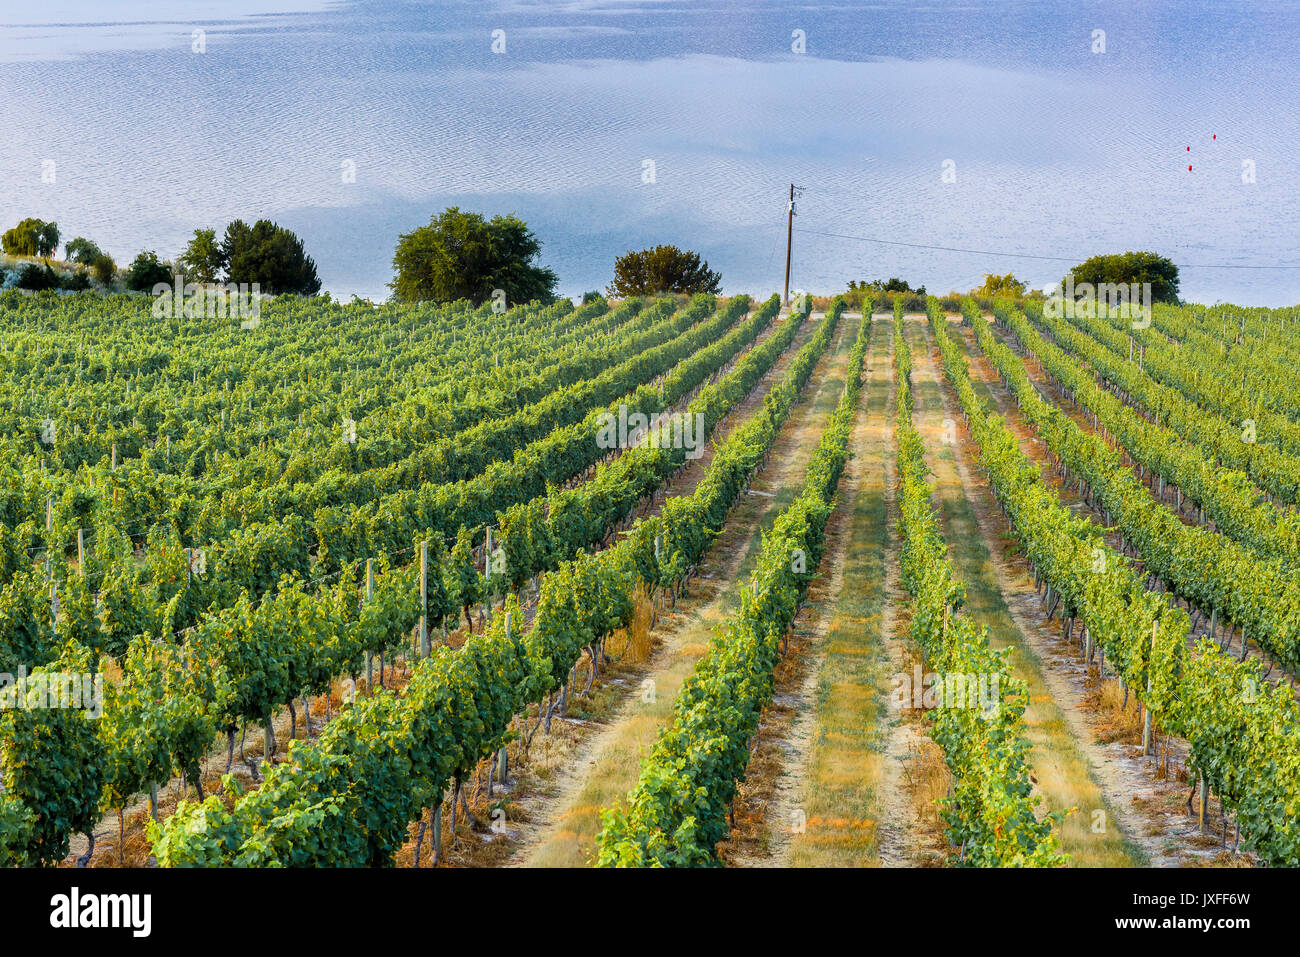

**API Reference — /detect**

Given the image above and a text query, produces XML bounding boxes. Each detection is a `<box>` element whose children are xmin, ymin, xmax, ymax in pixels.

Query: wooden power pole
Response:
<box><xmin>783</xmin><ymin>184</ymin><xmax>796</xmax><ymax>306</ymax></box>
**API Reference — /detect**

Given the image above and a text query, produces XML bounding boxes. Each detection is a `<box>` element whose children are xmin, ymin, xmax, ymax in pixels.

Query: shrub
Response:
<box><xmin>391</xmin><ymin>207</ymin><xmax>556</xmax><ymax>306</ymax></box>
<box><xmin>59</xmin><ymin>271</ymin><xmax>91</xmax><ymax>292</ymax></box>
<box><xmin>90</xmin><ymin>254</ymin><xmax>117</xmax><ymax>286</ymax></box>
<box><xmin>125</xmin><ymin>251</ymin><xmax>173</xmax><ymax>292</ymax></box>
<box><xmin>16</xmin><ymin>263</ymin><xmax>59</xmax><ymax>291</ymax></box>
<box><xmin>607</xmin><ymin>245</ymin><xmax>721</xmax><ymax>298</ymax></box>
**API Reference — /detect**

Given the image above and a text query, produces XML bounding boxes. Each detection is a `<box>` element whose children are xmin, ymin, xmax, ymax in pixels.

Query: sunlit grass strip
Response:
<box><xmin>596</xmin><ymin>298</ymin><xmax>867</xmax><ymax>867</ymax></box>
<box><xmin>931</xmin><ymin>298</ymin><xmax>1300</xmax><ymax>867</ymax></box>
<box><xmin>893</xmin><ymin>308</ymin><xmax>1064</xmax><ymax>867</ymax></box>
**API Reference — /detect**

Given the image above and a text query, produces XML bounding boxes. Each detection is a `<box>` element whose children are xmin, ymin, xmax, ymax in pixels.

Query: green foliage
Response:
<box><xmin>221</xmin><ymin>219</ymin><xmax>320</xmax><ymax>295</ymax></box>
<box><xmin>101</xmin><ymin>640</ymin><xmax>176</xmax><ymax>811</ymax></box>
<box><xmin>931</xmin><ymin>296</ymin><xmax>1300</xmax><ymax>866</ymax></box>
<box><xmin>1063</xmin><ymin>251</ymin><xmax>1179</xmax><ymax>304</ymax></box>
<box><xmin>2</xmin><ymin>218</ymin><xmax>43</xmax><ymax>257</ymax></box>
<box><xmin>998</xmin><ymin>300</ymin><xmax>1300</xmax><ymax>666</ymax></box>
<box><xmin>178</xmin><ymin>227</ymin><xmax>225</xmax><ymax>284</ymax></box>
<box><xmin>598</xmin><ymin>297</ymin><xmax>858</xmax><ymax>866</ymax></box>
<box><xmin>2</xmin><ymin>218</ymin><xmax>59</xmax><ymax>257</ymax></box>
<box><xmin>850</xmin><ymin>277</ymin><xmax>926</xmax><ymax>295</ymax></box>
<box><xmin>606</xmin><ymin>245</ymin><xmax>722</xmax><ymax>298</ymax></box>
<box><xmin>37</xmin><ymin>221</ymin><xmax>59</xmax><ymax>258</ymax></box>
<box><xmin>0</xmin><ymin>644</ymin><xmax>105</xmax><ymax>865</ymax></box>
<box><xmin>0</xmin><ymin>569</ymin><xmax>57</xmax><ymax>674</ymax></box>
<box><xmin>16</xmin><ymin>263</ymin><xmax>59</xmax><ymax>292</ymax></box>
<box><xmin>90</xmin><ymin>253</ymin><xmax>117</xmax><ymax>286</ymax></box>
<box><xmin>59</xmin><ymin>271</ymin><xmax>91</xmax><ymax>292</ymax></box>
<box><xmin>0</xmin><ymin>795</ymin><xmax>35</xmax><ymax>865</ymax></box>
<box><xmin>0</xmin><ymin>289</ymin><xmax>778</xmax><ymax>864</ymax></box>
<box><xmin>125</xmin><ymin>250</ymin><xmax>174</xmax><ymax>292</ymax></box>
<box><xmin>390</xmin><ymin>207</ymin><xmax>557</xmax><ymax>306</ymax></box>
<box><xmin>64</xmin><ymin>236</ymin><xmax>103</xmax><ymax>266</ymax></box>
<box><xmin>147</xmin><ymin>295</ymin><xmax>798</xmax><ymax>865</ymax></box>
<box><xmin>973</xmin><ymin>272</ymin><xmax>1026</xmax><ymax>299</ymax></box>
<box><xmin>894</xmin><ymin>310</ymin><xmax>1064</xmax><ymax>866</ymax></box>
<box><xmin>848</xmin><ymin>278</ymin><xmax>927</xmax><ymax>314</ymax></box>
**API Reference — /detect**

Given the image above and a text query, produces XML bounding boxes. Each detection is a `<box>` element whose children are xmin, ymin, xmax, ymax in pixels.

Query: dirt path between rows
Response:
<box><xmin>909</xmin><ymin>316</ymin><xmax>1141</xmax><ymax>866</ymax></box>
<box><xmin>939</xmin><ymin>315</ymin><xmax>1244</xmax><ymax>867</ymax></box>
<box><xmin>509</xmin><ymin>315</ymin><xmax>857</xmax><ymax>868</ymax></box>
<box><xmin>726</xmin><ymin>317</ymin><xmax>934</xmax><ymax>867</ymax></box>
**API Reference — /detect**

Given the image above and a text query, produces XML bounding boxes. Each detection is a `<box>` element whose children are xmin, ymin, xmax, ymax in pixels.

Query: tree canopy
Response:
<box><xmin>390</xmin><ymin>207</ymin><xmax>558</xmax><ymax>306</ymax></box>
<box><xmin>178</xmin><ymin>228</ymin><xmax>225</xmax><ymax>284</ymax></box>
<box><xmin>973</xmin><ymin>272</ymin><xmax>1027</xmax><ymax>298</ymax></box>
<box><xmin>221</xmin><ymin>220</ymin><xmax>320</xmax><ymax>295</ymax></box>
<box><xmin>1063</xmin><ymin>251</ymin><xmax>1180</xmax><ymax>304</ymax></box>
<box><xmin>125</xmin><ymin>251</ymin><xmax>173</xmax><ymax>292</ymax></box>
<box><xmin>90</xmin><ymin>254</ymin><xmax>117</xmax><ymax>286</ymax></box>
<box><xmin>2</xmin><ymin>218</ymin><xmax>60</xmax><ymax>258</ymax></box>
<box><xmin>64</xmin><ymin>237</ymin><xmax>103</xmax><ymax>266</ymax></box>
<box><xmin>849</xmin><ymin>277</ymin><xmax>926</xmax><ymax>295</ymax></box>
<box><xmin>606</xmin><ymin>245</ymin><xmax>721</xmax><ymax>298</ymax></box>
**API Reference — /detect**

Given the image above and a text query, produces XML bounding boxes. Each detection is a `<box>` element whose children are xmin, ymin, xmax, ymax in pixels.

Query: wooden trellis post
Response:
<box><xmin>419</xmin><ymin>540</ymin><xmax>429</xmax><ymax>657</ymax></box>
<box><xmin>498</xmin><ymin>612</ymin><xmax>512</xmax><ymax>785</ymax></box>
<box><xmin>1142</xmin><ymin>622</ymin><xmax>1156</xmax><ymax>755</ymax></box>
<box><xmin>365</xmin><ymin>558</ymin><xmax>375</xmax><ymax>693</ymax></box>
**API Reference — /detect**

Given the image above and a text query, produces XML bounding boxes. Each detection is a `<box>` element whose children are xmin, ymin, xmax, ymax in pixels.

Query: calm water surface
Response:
<box><xmin>2</xmin><ymin>0</ymin><xmax>1297</xmax><ymax>304</ymax></box>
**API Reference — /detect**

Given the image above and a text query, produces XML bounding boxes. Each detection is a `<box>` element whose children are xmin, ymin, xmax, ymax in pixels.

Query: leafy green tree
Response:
<box><xmin>390</xmin><ymin>207</ymin><xmax>558</xmax><ymax>306</ymax></box>
<box><xmin>851</xmin><ymin>277</ymin><xmax>925</xmax><ymax>295</ymax></box>
<box><xmin>125</xmin><ymin>250</ymin><xmax>174</xmax><ymax>292</ymax></box>
<box><xmin>90</xmin><ymin>253</ymin><xmax>117</xmax><ymax>286</ymax></box>
<box><xmin>1064</xmin><ymin>251</ymin><xmax>1180</xmax><ymax>304</ymax></box>
<box><xmin>974</xmin><ymin>272</ymin><xmax>1027</xmax><ymax>299</ymax></box>
<box><xmin>848</xmin><ymin>278</ymin><xmax>925</xmax><ymax>312</ymax></box>
<box><xmin>606</xmin><ymin>245</ymin><xmax>721</xmax><ymax>298</ymax></box>
<box><xmin>2</xmin><ymin>218</ymin><xmax>52</xmax><ymax>257</ymax></box>
<box><xmin>37</xmin><ymin>221</ymin><xmax>59</xmax><ymax>257</ymax></box>
<box><xmin>221</xmin><ymin>219</ymin><xmax>320</xmax><ymax>295</ymax></box>
<box><xmin>64</xmin><ymin>236</ymin><xmax>102</xmax><ymax>266</ymax></box>
<box><xmin>178</xmin><ymin>227</ymin><xmax>226</xmax><ymax>284</ymax></box>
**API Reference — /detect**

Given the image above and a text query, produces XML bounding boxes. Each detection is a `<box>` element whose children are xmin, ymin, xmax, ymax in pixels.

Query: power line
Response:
<box><xmin>792</xmin><ymin>226</ymin><xmax>1300</xmax><ymax>270</ymax></box>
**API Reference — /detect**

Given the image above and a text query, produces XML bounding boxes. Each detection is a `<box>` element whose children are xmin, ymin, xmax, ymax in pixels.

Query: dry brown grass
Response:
<box><xmin>1086</xmin><ymin>676</ymin><xmax>1145</xmax><ymax>746</ymax></box>
<box><xmin>605</xmin><ymin>585</ymin><xmax>656</xmax><ymax>665</ymax></box>
<box><xmin>395</xmin><ymin>609</ymin><xmax>660</xmax><ymax>868</ymax></box>
<box><xmin>720</xmin><ymin>623</ymin><xmax>811</xmax><ymax>863</ymax></box>
<box><xmin>904</xmin><ymin>737</ymin><xmax>952</xmax><ymax>863</ymax></box>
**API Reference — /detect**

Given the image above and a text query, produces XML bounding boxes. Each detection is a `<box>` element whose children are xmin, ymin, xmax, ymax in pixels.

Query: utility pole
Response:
<box><xmin>783</xmin><ymin>184</ymin><xmax>796</xmax><ymax>307</ymax></box>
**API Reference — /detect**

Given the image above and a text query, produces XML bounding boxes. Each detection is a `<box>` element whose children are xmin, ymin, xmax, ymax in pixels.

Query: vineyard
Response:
<box><xmin>1</xmin><ymin>285</ymin><xmax>1298</xmax><ymax>869</ymax></box>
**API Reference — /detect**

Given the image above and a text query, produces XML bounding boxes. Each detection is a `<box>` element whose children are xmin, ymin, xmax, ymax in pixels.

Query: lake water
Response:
<box><xmin>2</xmin><ymin>0</ymin><xmax>1298</xmax><ymax>305</ymax></box>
